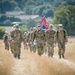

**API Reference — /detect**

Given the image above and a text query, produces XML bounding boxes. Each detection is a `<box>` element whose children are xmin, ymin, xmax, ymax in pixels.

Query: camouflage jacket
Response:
<box><xmin>27</xmin><ymin>31</ymin><xmax>34</xmax><ymax>43</ymax></box>
<box><xmin>34</xmin><ymin>29</ymin><xmax>46</xmax><ymax>42</ymax></box>
<box><xmin>3</xmin><ymin>34</ymin><xmax>9</xmax><ymax>42</ymax></box>
<box><xmin>45</xmin><ymin>30</ymin><xmax>56</xmax><ymax>42</ymax></box>
<box><xmin>55</xmin><ymin>29</ymin><xmax>68</xmax><ymax>43</ymax></box>
<box><xmin>11</xmin><ymin>30</ymin><xmax>23</xmax><ymax>43</ymax></box>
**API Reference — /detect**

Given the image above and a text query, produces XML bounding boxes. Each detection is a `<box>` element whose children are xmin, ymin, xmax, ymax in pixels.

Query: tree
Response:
<box><xmin>14</xmin><ymin>6</ymin><xmax>21</xmax><ymax>11</ymax></box>
<box><xmin>43</xmin><ymin>9</ymin><xmax>54</xmax><ymax>17</ymax></box>
<box><xmin>52</xmin><ymin>6</ymin><xmax>75</xmax><ymax>35</ymax></box>
<box><xmin>26</xmin><ymin>19</ymin><xmax>37</xmax><ymax>29</ymax></box>
<box><xmin>0</xmin><ymin>27</ymin><xmax>6</xmax><ymax>39</ymax></box>
<box><xmin>32</xmin><ymin>4</ymin><xmax>53</xmax><ymax>17</ymax></box>
<box><xmin>0</xmin><ymin>15</ymin><xmax>8</xmax><ymax>23</ymax></box>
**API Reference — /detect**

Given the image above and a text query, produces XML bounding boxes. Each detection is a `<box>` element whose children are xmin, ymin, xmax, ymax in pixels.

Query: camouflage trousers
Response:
<box><xmin>44</xmin><ymin>44</ymin><xmax>47</xmax><ymax>54</ymax></box>
<box><xmin>58</xmin><ymin>42</ymin><xmax>65</xmax><ymax>58</ymax></box>
<box><xmin>47</xmin><ymin>42</ymin><xmax>54</xmax><ymax>57</ymax></box>
<box><xmin>4</xmin><ymin>41</ymin><xmax>9</xmax><ymax>50</ymax></box>
<box><xmin>29</xmin><ymin>42</ymin><xmax>36</xmax><ymax>53</ymax></box>
<box><xmin>10</xmin><ymin>42</ymin><xmax>14</xmax><ymax>53</ymax></box>
<box><xmin>24</xmin><ymin>40</ymin><xmax>28</xmax><ymax>50</ymax></box>
<box><xmin>37</xmin><ymin>41</ymin><xmax>44</xmax><ymax>56</ymax></box>
<box><xmin>11</xmin><ymin>42</ymin><xmax>21</xmax><ymax>59</ymax></box>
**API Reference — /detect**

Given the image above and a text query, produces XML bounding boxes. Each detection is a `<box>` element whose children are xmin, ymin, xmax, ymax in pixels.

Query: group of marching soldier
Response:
<box><xmin>3</xmin><ymin>23</ymin><xmax>68</xmax><ymax>59</ymax></box>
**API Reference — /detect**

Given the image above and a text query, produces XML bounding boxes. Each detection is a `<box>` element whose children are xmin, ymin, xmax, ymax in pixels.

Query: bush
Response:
<box><xmin>0</xmin><ymin>27</ymin><xmax>6</xmax><ymax>39</ymax></box>
<box><xmin>20</xmin><ymin>27</ymin><xmax>28</xmax><ymax>33</ymax></box>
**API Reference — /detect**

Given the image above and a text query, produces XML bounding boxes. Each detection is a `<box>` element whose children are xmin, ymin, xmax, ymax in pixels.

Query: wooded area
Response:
<box><xmin>0</xmin><ymin>0</ymin><xmax>75</xmax><ymax>36</ymax></box>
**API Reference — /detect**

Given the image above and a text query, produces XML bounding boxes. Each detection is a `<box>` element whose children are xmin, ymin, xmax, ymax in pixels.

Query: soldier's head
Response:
<box><xmin>30</xmin><ymin>27</ymin><xmax>33</xmax><ymax>32</ymax></box>
<box><xmin>49</xmin><ymin>24</ymin><xmax>53</xmax><ymax>30</ymax></box>
<box><xmin>58</xmin><ymin>24</ymin><xmax>63</xmax><ymax>30</ymax></box>
<box><xmin>13</xmin><ymin>25</ymin><xmax>16</xmax><ymax>29</ymax></box>
<box><xmin>5</xmin><ymin>31</ymin><xmax>8</xmax><ymax>35</ymax></box>
<box><xmin>33</xmin><ymin>27</ymin><xmax>36</xmax><ymax>31</ymax></box>
<box><xmin>15</xmin><ymin>24</ymin><xmax>19</xmax><ymax>30</ymax></box>
<box><xmin>24</xmin><ymin>32</ymin><xmax>27</xmax><ymax>35</ymax></box>
<box><xmin>37</xmin><ymin>25</ymin><xmax>41</xmax><ymax>30</ymax></box>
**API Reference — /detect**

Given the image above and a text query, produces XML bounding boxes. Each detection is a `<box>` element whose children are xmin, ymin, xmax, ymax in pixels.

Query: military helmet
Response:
<box><xmin>49</xmin><ymin>24</ymin><xmax>53</xmax><ymax>28</ymax></box>
<box><xmin>58</xmin><ymin>24</ymin><xmax>63</xmax><ymax>27</ymax></box>
<box><xmin>24</xmin><ymin>32</ymin><xmax>26</xmax><ymax>34</ymax></box>
<box><xmin>13</xmin><ymin>25</ymin><xmax>16</xmax><ymax>27</ymax></box>
<box><xmin>30</xmin><ymin>27</ymin><xmax>33</xmax><ymax>30</ymax></box>
<box><xmin>15</xmin><ymin>24</ymin><xmax>19</xmax><ymax>28</ymax></box>
<box><xmin>37</xmin><ymin>25</ymin><xmax>40</xmax><ymax>27</ymax></box>
<box><xmin>33</xmin><ymin>27</ymin><xmax>36</xmax><ymax>30</ymax></box>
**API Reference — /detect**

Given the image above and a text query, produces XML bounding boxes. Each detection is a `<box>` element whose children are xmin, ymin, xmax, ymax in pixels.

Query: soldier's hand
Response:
<box><xmin>65</xmin><ymin>42</ymin><xmax>67</xmax><ymax>44</ymax></box>
<box><xmin>11</xmin><ymin>40</ymin><xmax>14</xmax><ymax>43</ymax></box>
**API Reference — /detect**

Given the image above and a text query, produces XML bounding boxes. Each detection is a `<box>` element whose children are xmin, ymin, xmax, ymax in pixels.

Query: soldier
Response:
<box><xmin>34</xmin><ymin>25</ymin><xmax>46</xmax><ymax>56</ymax></box>
<box><xmin>10</xmin><ymin>25</ymin><xmax>16</xmax><ymax>54</ymax></box>
<box><xmin>55</xmin><ymin>24</ymin><xmax>68</xmax><ymax>59</ymax></box>
<box><xmin>33</xmin><ymin>27</ymin><xmax>37</xmax><ymax>53</ymax></box>
<box><xmin>3</xmin><ymin>31</ymin><xmax>9</xmax><ymax>50</ymax></box>
<box><xmin>27</xmin><ymin>28</ymin><xmax>35</xmax><ymax>52</ymax></box>
<box><xmin>45</xmin><ymin>24</ymin><xmax>56</xmax><ymax>57</ymax></box>
<box><xmin>11</xmin><ymin>24</ymin><xmax>23</xmax><ymax>59</ymax></box>
<box><xmin>23</xmin><ymin>32</ymin><xmax>28</xmax><ymax>50</ymax></box>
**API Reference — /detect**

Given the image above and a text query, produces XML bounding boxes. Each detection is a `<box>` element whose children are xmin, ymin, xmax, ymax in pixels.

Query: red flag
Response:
<box><xmin>40</xmin><ymin>18</ymin><xmax>49</xmax><ymax>30</ymax></box>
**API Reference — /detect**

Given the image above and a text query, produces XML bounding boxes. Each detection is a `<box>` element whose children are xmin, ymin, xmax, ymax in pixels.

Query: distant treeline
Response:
<box><xmin>0</xmin><ymin>0</ymin><xmax>75</xmax><ymax>17</ymax></box>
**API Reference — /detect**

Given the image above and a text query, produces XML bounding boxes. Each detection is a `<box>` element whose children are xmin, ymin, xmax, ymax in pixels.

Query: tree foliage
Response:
<box><xmin>0</xmin><ymin>0</ymin><xmax>75</xmax><ymax>17</ymax></box>
<box><xmin>0</xmin><ymin>27</ymin><xmax>6</xmax><ymax>39</ymax></box>
<box><xmin>52</xmin><ymin>6</ymin><xmax>75</xmax><ymax>35</ymax></box>
<box><xmin>0</xmin><ymin>15</ymin><xmax>21</xmax><ymax>25</ymax></box>
<box><xmin>26</xmin><ymin>19</ymin><xmax>37</xmax><ymax>29</ymax></box>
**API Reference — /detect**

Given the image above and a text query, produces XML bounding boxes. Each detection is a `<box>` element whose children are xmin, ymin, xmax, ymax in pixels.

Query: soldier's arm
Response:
<box><xmin>43</xmin><ymin>30</ymin><xmax>46</xmax><ymax>42</ymax></box>
<box><xmin>54</xmin><ymin>31</ymin><xmax>58</xmax><ymax>43</ymax></box>
<box><xmin>11</xmin><ymin>31</ymin><xmax>14</xmax><ymax>40</ymax></box>
<box><xmin>32</xmin><ymin>32</ymin><xmax>35</xmax><ymax>43</ymax></box>
<box><xmin>3</xmin><ymin>34</ymin><xmax>5</xmax><ymax>42</ymax></box>
<box><xmin>20</xmin><ymin>30</ymin><xmax>24</xmax><ymax>42</ymax></box>
<box><xmin>64</xmin><ymin>30</ymin><xmax>68</xmax><ymax>42</ymax></box>
<box><xmin>33</xmin><ymin>30</ymin><xmax>36</xmax><ymax>40</ymax></box>
<box><xmin>45</xmin><ymin>30</ymin><xmax>48</xmax><ymax>41</ymax></box>
<box><xmin>26</xmin><ymin>33</ymin><xmax>30</xmax><ymax>42</ymax></box>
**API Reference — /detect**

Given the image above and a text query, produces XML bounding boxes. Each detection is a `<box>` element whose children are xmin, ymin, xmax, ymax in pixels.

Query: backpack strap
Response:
<box><xmin>63</xmin><ymin>30</ymin><xmax>66</xmax><ymax>39</ymax></box>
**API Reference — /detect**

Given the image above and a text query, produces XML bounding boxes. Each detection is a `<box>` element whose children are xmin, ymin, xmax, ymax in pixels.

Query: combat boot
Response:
<box><xmin>62</xmin><ymin>54</ymin><xmax>64</xmax><ymax>58</ymax></box>
<box><xmin>14</xmin><ymin>55</ymin><xmax>17</xmax><ymax>58</ymax></box>
<box><xmin>59</xmin><ymin>55</ymin><xmax>61</xmax><ymax>59</ymax></box>
<box><xmin>18</xmin><ymin>55</ymin><xmax>20</xmax><ymax>59</ymax></box>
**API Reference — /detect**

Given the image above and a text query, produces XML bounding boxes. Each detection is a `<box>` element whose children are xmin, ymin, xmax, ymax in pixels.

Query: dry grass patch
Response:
<box><xmin>65</xmin><ymin>37</ymin><xmax>75</xmax><ymax>62</ymax></box>
<box><xmin>0</xmin><ymin>40</ymin><xmax>13</xmax><ymax>75</ymax></box>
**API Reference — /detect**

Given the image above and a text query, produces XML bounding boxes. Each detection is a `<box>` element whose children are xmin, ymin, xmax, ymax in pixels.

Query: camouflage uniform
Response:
<box><xmin>10</xmin><ymin>27</ymin><xmax>15</xmax><ymax>54</ymax></box>
<box><xmin>11</xmin><ymin>26</ymin><xmax>23</xmax><ymax>59</ymax></box>
<box><xmin>55</xmin><ymin>25</ymin><xmax>68</xmax><ymax>58</ymax></box>
<box><xmin>3</xmin><ymin>33</ymin><xmax>9</xmax><ymax>50</ymax></box>
<box><xmin>27</xmin><ymin>30</ymin><xmax>35</xmax><ymax>52</ymax></box>
<box><xmin>23</xmin><ymin>32</ymin><xmax>28</xmax><ymax>50</ymax></box>
<box><xmin>34</xmin><ymin>27</ymin><xmax>46</xmax><ymax>56</ymax></box>
<box><xmin>45</xmin><ymin>29</ymin><xmax>56</xmax><ymax>57</ymax></box>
